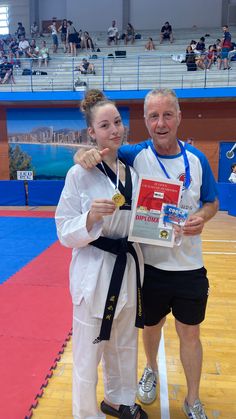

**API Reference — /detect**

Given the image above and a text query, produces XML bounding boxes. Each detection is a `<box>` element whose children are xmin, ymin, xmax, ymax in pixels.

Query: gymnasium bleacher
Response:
<box><xmin>2</xmin><ymin>26</ymin><xmax>236</xmax><ymax>92</ymax></box>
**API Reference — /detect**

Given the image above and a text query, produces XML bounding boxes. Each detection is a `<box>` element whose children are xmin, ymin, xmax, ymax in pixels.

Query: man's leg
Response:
<box><xmin>175</xmin><ymin>320</ymin><xmax>202</xmax><ymax>405</ymax></box>
<box><xmin>143</xmin><ymin>318</ymin><xmax>166</xmax><ymax>370</ymax></box>
<box><xmin>137</xmin><ymin>318</ymin><xmax>166</xmax><ymax>404</ymax></box>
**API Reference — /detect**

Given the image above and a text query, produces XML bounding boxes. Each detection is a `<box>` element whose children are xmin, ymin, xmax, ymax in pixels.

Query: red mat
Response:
<box><xmin>0</xmin><ymin>241</ymin><xmax>72</xmax><ymax>419</ymax></box>
<box><xmin>0</xmin><ymin>210</ymin><xmax>55</xmax><ymax>218</ymax></box>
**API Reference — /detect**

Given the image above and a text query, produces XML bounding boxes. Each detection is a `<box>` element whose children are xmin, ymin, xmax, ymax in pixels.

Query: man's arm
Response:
<box><xmin>183</xmin><ymin>199</ymin><xmax>218</xmax><ymax>236</ymax></box>
<box><xmin>73</xmin><ymin>147</ymin><xmax>110</xmax><ymax>168</ymax></box>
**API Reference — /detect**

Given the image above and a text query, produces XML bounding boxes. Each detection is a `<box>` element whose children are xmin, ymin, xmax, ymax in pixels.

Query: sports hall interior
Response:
<box><xmin>0</xmin><ymin>1</ymin><xmax>235</xmax><ymax>418</ymax></box>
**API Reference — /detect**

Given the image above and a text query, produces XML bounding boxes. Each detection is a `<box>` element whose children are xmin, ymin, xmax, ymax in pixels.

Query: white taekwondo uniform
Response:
<box><xmin>55</xmin><ymin>163</ymin><xmax>144</xmax><ymax>419</ymax></box>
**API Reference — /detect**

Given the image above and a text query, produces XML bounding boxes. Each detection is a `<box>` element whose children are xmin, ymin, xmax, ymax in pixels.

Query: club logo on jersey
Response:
<box><xmin>178</xmin><ymin>173</ymin><xmax>192</xmax><ymax>190</ymax></box>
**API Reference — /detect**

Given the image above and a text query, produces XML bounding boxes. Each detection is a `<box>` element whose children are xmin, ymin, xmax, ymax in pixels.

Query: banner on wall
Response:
<box><xmin>218</xmin><ymin>141</ymin><xmax>236</xmax><ymax>182</ymax></box>
<box><xmin>7</xmin><ymin>108</ymin><xmax>130</xmax><ymax>180</ymax></box>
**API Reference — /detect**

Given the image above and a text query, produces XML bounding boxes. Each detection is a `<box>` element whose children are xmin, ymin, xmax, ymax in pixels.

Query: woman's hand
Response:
<box><xmin>86</xmin><ymin>199</ymin><xmax>116</xmax><ymax>231</ymax></box>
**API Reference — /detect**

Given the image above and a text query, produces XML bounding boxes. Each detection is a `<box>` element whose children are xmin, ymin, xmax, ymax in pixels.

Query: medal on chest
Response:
<box><xmin>101</xmin><ymin>160</ymin><xmax>126</xmax><ymax>208</ymax></box>
<box><xmin>112</xmin><ymin>190</ymin><xmax>126</xmax><ymax>207</ymax></box>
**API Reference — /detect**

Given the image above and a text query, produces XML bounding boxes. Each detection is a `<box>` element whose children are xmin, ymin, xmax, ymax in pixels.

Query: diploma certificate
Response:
<box><xmin>128</xmin><ymin>176</ymin><xmax>183</xmax><ymax>247</ymax></box>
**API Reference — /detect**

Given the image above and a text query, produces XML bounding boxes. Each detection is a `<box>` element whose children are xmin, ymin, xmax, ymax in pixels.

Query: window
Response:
<box><xmin>0</xmin><ymin>6</ymin><xmax>9</xmax><ymax>35</ymax></box>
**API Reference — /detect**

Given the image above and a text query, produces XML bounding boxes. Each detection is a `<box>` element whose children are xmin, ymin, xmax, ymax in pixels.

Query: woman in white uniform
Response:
<box><xmin>55</xmin><ymin>89</ymin><xmax>148</xmax><ymax>419</ymax></box>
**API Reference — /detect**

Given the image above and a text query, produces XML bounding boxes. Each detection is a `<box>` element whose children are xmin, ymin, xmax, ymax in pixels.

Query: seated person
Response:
<box><xmin>228</xmin><ymin>43</ymin><xmax>236</xmax><ymax>61</ymax></box>
<box><xmin>215</xmin><ymin>38</ymin><xmax>222</xmax><ymax>69</ymax></box>
<box><xmin>0</xmin><ymin>55</ymin><xmax>14</xmax><ymax>84</ymax></box>
<box><xmin>30</xmin><ymin>22</ymin><xmax>39</xmax><ymax>38</ymax></box>
<box><xmin>18</xmin><ymin>35</ymin><xmax>30</xmax><ymax>56</ymax></box>
<box><xmin>195</xmin><ymin>37</ymin><xmax>206</xmax><ymax>54</ymax></box>
<box><xmin>26</xmin><ymin>39</ymin><xmax>39</xmax><ymax>60</ymax></box>
<box><xmin>8</xmin><ymin>51</ymin><xmax>21</xmax><ymax>68</ymax></box>
<box><xmin>185</xmin><ymin>45</ymin><xmax>197</xmax><ymax>71</ymax></box>
<box><xmin>9</xmin><ymin>36</ymin><xmax>20</xmax><ymax>59</ymax></box>
<box><xmin>80</xmin><ymin>31</ymin><xmax>95</xmax><ymax>51</ymax></box>
<box><xmin>75</xmin><ymin>58</ymin><xmax>95</xmax><ymax>74</ymax></box>
<box><xmin>0</xmin><ymin>39</ymin><xmax>5</xmax><ymax>54</ymax></box>
<box><xmin>107</xmin><ymin>20</ymin><xmax>119</xmax><ymax>45</ymax></box>
<box><xmin>38</xmin><ymin>40</ymin><xmax>49</xmax><ymax>67</ymax></box>
<box><xmin>195</xmin><ymin>53</ymin><xmax>206</xmax><ymax>70</ymax></box>
<box><xmin>160</xmin><ymin>21</ymin><xmax>173</xmax><ymax>43</ymax></box>
<box><xmin>145</xmin><ymin>37</ymin><xmax>156</xmax><ymax>50</ymax></box>
<box><xmin>124</xmin><ymin>23</ymin><xmax>135</xmax><ymax>45</ymax></box>
<box><xmin>205</xmin><ymin>45</ymin><xmax>215</xmax><ymax>69</ymax></box>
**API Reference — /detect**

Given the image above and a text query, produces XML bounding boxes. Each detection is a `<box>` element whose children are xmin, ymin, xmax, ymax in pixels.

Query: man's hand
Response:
<box><xmin>182</xmin><ymin>215</ymin><xmax>205</xmax><ymax>236</ymax></box>
<box><xmin>182</xmin><ymin>200</ymin><xmax>218</xmax><ymax>236</ymax></box>
<box><xmin>74</xmin><ymin>148</ymin><xmax>110</xmax><ymax>169</ymax></box>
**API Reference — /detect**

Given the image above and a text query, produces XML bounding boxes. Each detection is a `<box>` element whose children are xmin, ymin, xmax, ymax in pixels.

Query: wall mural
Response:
<box><xmin>7</xmin><ymin>107</ymin><xmax>130</xmax><ymax>180</ymax></box>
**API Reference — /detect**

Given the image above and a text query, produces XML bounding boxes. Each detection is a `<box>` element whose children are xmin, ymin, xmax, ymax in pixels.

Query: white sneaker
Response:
<box><xmin>137</xmin><ymin>366</ymin><xmax>158</xmax><ymax>404</ymax></box>
<box><xmin>183</xmin><ymin>399</ymin><xmax>208</xmax><ymax>419</ymax></box>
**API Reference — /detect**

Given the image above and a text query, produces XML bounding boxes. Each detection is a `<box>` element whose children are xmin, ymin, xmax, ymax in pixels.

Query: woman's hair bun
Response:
<box><xmin>81</xmin><ymin>89</ymin><xmax>106</xmax><ymax>113</ymax></box>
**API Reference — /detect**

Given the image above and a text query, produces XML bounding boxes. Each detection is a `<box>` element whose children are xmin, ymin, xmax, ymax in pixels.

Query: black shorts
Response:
<box><xmin>143</xmin><ymin>264</ymin><xmax>209</xmax><ymax>326</ymax></box>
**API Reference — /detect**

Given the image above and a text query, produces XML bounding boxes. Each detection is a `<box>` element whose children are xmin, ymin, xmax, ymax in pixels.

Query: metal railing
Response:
<box><xmin>1</xmin><ymin>53</ymin><xmax>235</xmax><ymax>92</ymax></box>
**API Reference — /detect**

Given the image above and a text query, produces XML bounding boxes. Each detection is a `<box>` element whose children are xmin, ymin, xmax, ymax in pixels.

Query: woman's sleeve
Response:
<box><xmin>55</xmin><ymin>167</ymin><xmax>103</xmax><ymax>248</ymax></box>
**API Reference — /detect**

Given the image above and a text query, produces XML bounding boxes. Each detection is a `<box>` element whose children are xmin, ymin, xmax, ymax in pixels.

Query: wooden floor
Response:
<box><xmin>3</xmin><ymin>208</ymin><xmax>235</xmax><ymax>419</ymax></box>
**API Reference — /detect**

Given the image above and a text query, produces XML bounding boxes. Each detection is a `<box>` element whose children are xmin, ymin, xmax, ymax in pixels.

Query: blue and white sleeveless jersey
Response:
<box><xmin>119</xmin><ymin>139</ymin><xmax>218</xmax><ymax>271</ymax></box>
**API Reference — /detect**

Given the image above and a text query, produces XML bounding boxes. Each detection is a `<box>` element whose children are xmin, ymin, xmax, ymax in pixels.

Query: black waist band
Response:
<box><xmin>90</xmin><ymin>236</ymin><xmax>144</xmax><ymax>343</ymax></box>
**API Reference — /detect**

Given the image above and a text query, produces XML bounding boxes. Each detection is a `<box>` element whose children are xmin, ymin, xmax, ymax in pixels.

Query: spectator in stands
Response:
<box><xmin>185</xmin><ymin>45</ymin><xmax>197</xmax><ymax>71</ymax></box>
<box><xmin>0</xmin><ymin>39</ymin><xmax>5</xmax><ymax>54</ymax></box>
<box><xmin>160</xmin><ymin>21</ymin><xmax>173</xmax><ymax>44</ymax></box>
<box><xmin>205</xmin><ymin>45</ymin><xmax>215</xmax><ymax>69</ymax></box>
<box><xmin>38</xmin><ymin>40</ymin><xmax>49</xmax><ymax>67</ymax></box>
<box><xmin>80</xmin><ymin>31</ymin><xmax>95</xmax><ymax>51</ymax></box>
<box><xmin>30</xmin><ymin>22</ymin><xmax>39</xmax><ymax>38</ymax></box>
<box><xmin>15</xmin><ymin>22</ymin><xmax>25</xmax><ymax>40</ymax></box>
<box><xmin>228</xmin><ymin>42</ymin><xmax>236</xmax><ymax>62</ymax></box>
<box><xmin>26</xmin><ymin>39</ymin><xmax>39</xmax><ymax>62</ymax></box>
<box><xmin>58</xmin><ymin>19</ymin><xmax>68</xmax><ymax>53</ymax></box>
<box><xmin>220</xmin><ymin>25</ymin><xmax>232</xmax><ymax>70</ymax></box>
<box><xmin>195</xmin><ymin>37</ymin><xmax>206</xmax><ymax>54</ymax></box>
<box><xmin>145</xmin><ymin>37</ymin><xmax>156</xmax><ymax>51</ymax></box>
<box><xmin>7</xmin><ymin>50</ymin><xmax>20</xmax><ymax>68</ymax></box>
<box><xmin>18</xmin><ymin>35</ymin><xmax>30</xmax><ymax>57</ymax></box>
<box><xmin>124</xmin><ymin>23</ymin><xmax>135</xmax><ymax>45</ymax></box>
<box><xmin>9</xmin><ymin>36</ymin><xmax>19</xmax><ymax>59</ymax></box>
<box><xmin>107</xmin><ymin>20</ymin><xmax>119</xmax><ymax>45</ymax></box>
<box><xmin>76</xmin><ymin>58</ymin><xmax>95</xmax><ymax>75</ymax></box>
<box><xmin>0</xmin><ymin>55</ymin><xmax>14</xmax><ymax>84</ymax></box>
<box><xmin>229</xmin><ymin>163</ymin><xmax>236</xmax><ymax>183</ymax></box>
<box><xmin>67</xmin><ymin>20</ymin><xmax>78</xmax><ymax>56</ymax></box>
<box><xmin>48</xmin><ymin>21</ymin><xmax>58</xmax><ymax>53</ymax></box>
<box><xmin>195</xmin><ymin>53</ymin><xmax>206</xmax><ymax>70</ymax></box>
<box><xmin>215</xmin><ymin>38</ymin><xmax>223</xmax><ymax>69</ymax></box>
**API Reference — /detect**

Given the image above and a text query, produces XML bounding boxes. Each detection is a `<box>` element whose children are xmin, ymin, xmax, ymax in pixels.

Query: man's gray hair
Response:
<box><xmin>144</xmin><ymin>88</ymin><xmax>180</xmax><ymax>116</ymax></box>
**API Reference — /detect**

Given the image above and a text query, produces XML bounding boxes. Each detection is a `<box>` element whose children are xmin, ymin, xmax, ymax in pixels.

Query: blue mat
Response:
<box><xmin>0</xmin><ymin>217</ymin><xmax>58</xmax><ymax>285</ymax></box>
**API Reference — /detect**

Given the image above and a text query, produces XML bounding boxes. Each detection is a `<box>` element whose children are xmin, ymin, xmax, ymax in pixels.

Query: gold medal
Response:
<box><xmin>112</xmin><ymin>192</ymin><xmax>126</xmax><ymax>207</ymax></box>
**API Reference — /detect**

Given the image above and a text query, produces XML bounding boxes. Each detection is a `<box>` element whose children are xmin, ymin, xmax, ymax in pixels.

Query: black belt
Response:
<box><xmin>90</xmin><ymin>236</ymin><xmax>144</xmax><ymax>344</ymax></box>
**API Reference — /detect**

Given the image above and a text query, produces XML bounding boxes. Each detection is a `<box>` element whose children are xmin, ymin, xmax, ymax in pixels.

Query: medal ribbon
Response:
<box><xmin>101</xmin><ymin>159</ymin><xmax>120</xmax><ymax>192</ymax></box>
<box><xmin>150</xmin><ymin>139</ymin><xmax>191</xmax><ymax>189</ymax></box>
<box><xmin>97</xmin><ymin>160</ymin><xmax>132</xmax><ymax>209</ymax></box>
